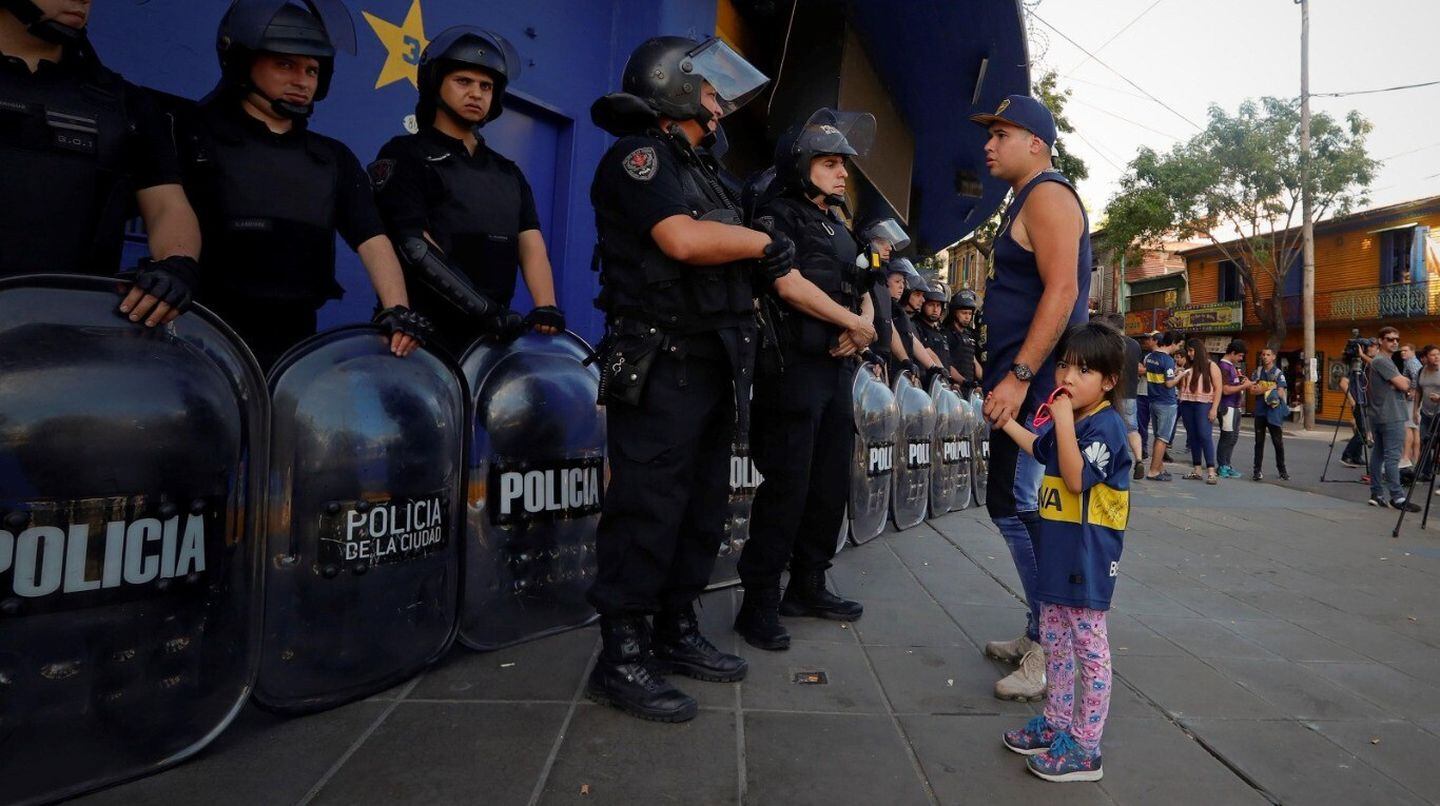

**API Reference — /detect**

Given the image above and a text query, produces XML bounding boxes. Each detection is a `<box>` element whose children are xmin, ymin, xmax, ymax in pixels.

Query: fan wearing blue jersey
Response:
<box><xmin>997</xmin><ymin>322</ymin><xmax>1131</xmax><ymax>783</ymax></box>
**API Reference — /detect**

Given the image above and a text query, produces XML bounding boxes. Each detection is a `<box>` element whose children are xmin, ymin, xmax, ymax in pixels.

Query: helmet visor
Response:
<box><xmin>228</xmin><ymin>0</ymin><xmax>356</xmax><ymax>55</ymax></box>
<box><xmin>865</xmin><ymin>218</ymin><xmax>910</xmax><ymax>251</ymax></box>
<box><xmin>682</xmin><ymin>38</ymin><xmax>769</xmax><ymax>117</ymax></box>
<box><xmin>429</xmin><ymin>26</ymin><xmax>521</xmax><ymax>83</ymax></box>
<box><xmin>800</xmin><ymin>108</ymin><xmax>877</xmax><ymax>159</ymax></box>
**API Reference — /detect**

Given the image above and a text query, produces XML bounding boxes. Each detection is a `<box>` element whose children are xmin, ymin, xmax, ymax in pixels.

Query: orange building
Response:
<box><xmin>1177</xmin><ymin>196</ymin><xmax>1440</xmax><ymax>423</ymax></box>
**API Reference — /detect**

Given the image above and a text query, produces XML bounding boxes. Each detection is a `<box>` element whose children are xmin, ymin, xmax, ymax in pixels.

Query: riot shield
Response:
<box><xmin>710</xmin><ymin>442</ymin><xmax>761</xmax><ymax>589</ymax></box>
<box><xmin>890</xmin><ymin>369</ymin><xmax>936</xmax><ymax>530</ymax></box>
<box><xmin>0</xmin><ymin>275</ymin><xmax>267</xmax><ymax>804</ymax></box>
<box><xmin>952</xmin><ymin>396</ymin><xmax>974</xmax><ymax>512</ymax></box>
<box><xmin>459</xmin><ymin>332</ymin><xmax>603</xmax><ymax>650</ymax></box>
<box><xmin>970</xmin><ymin>391</ymin><xmax>991</xmax><ymax>507</ymax></box>
<box><xmin>927</xmin><ymin>378</ymin><xmax>966</xmax><ymax>518</ymax></box>
<box><xmin>848</xmin><ymin>362</ymin><xmax>899</xmax><ymax>544</ymax></box>
<box><xmin>255</xmin><ymin>326</ymin><xmax>466</xmax><ymax>713</ymax></box>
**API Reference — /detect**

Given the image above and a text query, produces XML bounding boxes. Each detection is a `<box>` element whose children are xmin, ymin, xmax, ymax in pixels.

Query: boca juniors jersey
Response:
<box><xmin>1030</xmin><ymin>403</ymin><xmax>1131</xmax><ymax>611</ymax></box>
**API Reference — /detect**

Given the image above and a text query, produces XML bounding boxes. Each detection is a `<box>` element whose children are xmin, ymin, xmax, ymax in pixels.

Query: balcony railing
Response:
<box><xmin>1240</xmin><ymin>282</ymin><xmax>1437</xmax><ymax>327</ymax></box>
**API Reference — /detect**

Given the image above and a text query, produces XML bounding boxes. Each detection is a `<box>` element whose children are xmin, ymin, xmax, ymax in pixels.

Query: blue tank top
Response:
<box><xmin>980</xmin><ymin>171</ymin><xmax>1092</xmax><ymax>407</ymax></box>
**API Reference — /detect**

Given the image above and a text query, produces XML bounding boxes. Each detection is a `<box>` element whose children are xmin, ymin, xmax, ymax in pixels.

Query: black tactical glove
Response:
<box><xmin>372</xmin><ymin>305</ymin><xmax>434</xmax><ymax>345</ymax></box>
<box><xmin>524</xmin><ymin>305</ymin><xmax>566</xmax><ymax>332</ymax></box>
<box><xmin>924</xmin><ymin>364</ymin><xmax>947</xmax><ymax>387</ymax></box>
<box><xmin>123</xmin><ymin>255</ymin><xmax>200</xmax><ymax>312</ymax></box>
<box><xmin>899</xmin><ymin>358</ymin><xmax>918</xmax><ymax>376</ymax></box>
<box><xmin>753</xmin><ymin>216</ymin><xmax>796</xmax><ymax>282</ymax></box>
<box><xmin>486</xmin><ymin>308</ymin><xmax>526</xmax><ymax>340</ymax></box>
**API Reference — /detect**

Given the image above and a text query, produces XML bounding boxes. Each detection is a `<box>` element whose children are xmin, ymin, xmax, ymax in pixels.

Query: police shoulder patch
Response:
<box><xmin>622</xmin><ymin>146</ymin><xmax>657</xmax><ymax>181</ymax></box>
<box><xmin>367</xmin><ymin>158</ymin><xmax>396</xmax><ymax>190</ymax></box>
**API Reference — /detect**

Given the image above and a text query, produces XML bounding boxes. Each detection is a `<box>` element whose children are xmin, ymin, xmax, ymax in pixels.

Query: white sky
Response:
<box><xmin>1027</xmin><ymin>0</ymin><xmax>1440</xmax><ymax>226</ymax></box>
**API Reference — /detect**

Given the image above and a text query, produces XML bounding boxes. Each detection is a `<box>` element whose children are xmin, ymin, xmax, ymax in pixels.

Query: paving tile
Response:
<box><xmin>1301</xmin><ymin>661</ymin><xmax>1440</xmax><ymax>719</ymax></box>
<box><xmin>1133</xmin><ymin>614</ymin><xmax>1280</xmax><ymax>660</ymax></box>
<box><xmin>74</xmin><ymin>701</ymin><xmax>388</xmax><ymax>806</ymax></box>
<box><xmin>740</xmin><ymin>639</ymin><xmax>887</xmax><ymax>714</ymax></box>
<box><xmin>1305</xmin><ymin>719</ymin><xmax>1440</xmax><ymax>801</ymax></box>
<box><xmin>1203</xmin><ymin>656</ymin><xmax>1396</xmax><ymax>720</ymax></box>
<box><xmin>1220</xmin><ymin>618</ymin><xmax>1368</xmax><ymax>662</ymax></box>
<box><xmin>409</xmin><ymin>627</ymin><xmax>596</xmax><ymax>702</ymax></box>
<box><xmin>1094</xmin><ymin>717</ymin><xmax>1269</xmax><ymax>805</ymax></box>
<box><xmin>1106</xmin><ymin>613</ymin><xmax>1188</xmax><ymax>658</ymax></box>
<box><xmin>1115</xmin><ymin>655</ymin><xmax>1287</xmax><ymax>720</ymax></box>
<box><xmin>853</xmin><ymin>593</ymin><xmax>970</xmax><ymax>647</ymax></box>
<box><xmin>899</xmin><ymin>715</ymin><xmax>1114</xmax><ymax>805</ymax></box>
<box><xmin>1155</xmin><ymin>586</ymin><xmax>1273</xmax><ymax>621</ymax></box>
<box><xmin>745</xmin><ymin>712</ymin><xmax>930</xmax><ymax>806</ymax></box>
<box><xmin>538</xmin><ymin>706</ymin><xmax>736</xmax><ymax>805</ymax></box>
<box><xmin>865</xmin><ymin>644</ymin><xmax>1035</xmax><ymax>717</ymax></box>
<box><xmin>936</xmin><ymin>602</ymin><xmax>1030</xmax><ymax>652</ymax></box>
<box><xmin>312</xmin><ymin>702</ymin><xmax>566</xmax><ymax>805</ymax></box>
<box><xmin>1181</xmin><ymin>718</ymin><xmax>1429</xmax><ymax>806</ymax></box>
<box><xmin>913</xmin><ymin>564</ymin><xmax>1026</xmax><ymax>608</ymax></box>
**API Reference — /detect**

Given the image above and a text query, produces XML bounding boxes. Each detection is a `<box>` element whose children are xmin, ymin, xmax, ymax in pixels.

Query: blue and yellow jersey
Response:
<box><xmin>1251</xmin><ymin>365</ymin><xmax>1286</xmax><ymax>415</ymax></box>
<box><xmin>1143</xmin><ymin>351</ymin><xmax>1178</xmax><ymax>404</ymax></box>
<box><xmin>1031</xmin><ymin>404</ymin><xmax>1131</xmax><ymax>611</ymax></box>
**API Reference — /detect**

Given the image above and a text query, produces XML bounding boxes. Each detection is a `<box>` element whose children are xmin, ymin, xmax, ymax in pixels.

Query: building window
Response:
<box><xmin>1380</xmin><ymin>227</ymin><xmax>1416</xmax><ymax>284</ymax></box>
<box><xmin>1283</xmin><ymin>250</ymin><xmax>1303</xmax><ymax>297</ymax></box>
<box><xmin>1218</xmin><ymin>260</ymin><xmax>1242</xmax><ymax>302</ymax></box>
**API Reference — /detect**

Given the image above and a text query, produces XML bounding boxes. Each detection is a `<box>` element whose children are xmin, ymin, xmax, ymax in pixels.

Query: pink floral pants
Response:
<box><xmin>1038</xmin><ymin>602</ymin><xmax>1112</xmax><ymax>753</ymax></box>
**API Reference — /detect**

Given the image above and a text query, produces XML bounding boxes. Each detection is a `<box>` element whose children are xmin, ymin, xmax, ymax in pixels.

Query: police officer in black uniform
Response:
<box><xmin>860</xmin><ymin>217</ymin><xmax>911</xmax><ymax>373</ymax></box>
<box><xmin>0</xmin><ymin>0</ymin><xmax>201</xmax><ymax>326</ymax></box>
<box><xmin>733</xmin><ymin>109</ymin><xmax>878</xmax><ymax>650</ymax></box>
<box><xmin>371</xmin><ymin>26</ymin><xmax>565</xmax><ymax>355</ymax></box>
<box><xmin>946</xmin><ymin>289</ymin><xmax>982</xmax><ymax>394</ymax></box>
<box><xmin>916</xmin><ymin>284</ymin><xmax>955</xmax><ymax>381</ymax></box>
<box><xmin>176</xmin><ymin>0</ymin><xmax>425</xmax><ymax>371</ymax></box>
<box><xmin>585</xmin><ymin>36</ymin><xmax>786</xmax><ymax>723</ymax></box>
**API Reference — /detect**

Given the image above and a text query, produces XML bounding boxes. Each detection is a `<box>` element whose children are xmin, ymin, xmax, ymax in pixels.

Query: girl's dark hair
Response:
<box><xmin>1057</xmin><ymin>320</ymin><xmax>1128</xmax><ymax>408</ymax></box>
<box><xmin>1185</xmin><ymin>337</ymin><xmax>1214</xmax><ymax>395</ymax></box>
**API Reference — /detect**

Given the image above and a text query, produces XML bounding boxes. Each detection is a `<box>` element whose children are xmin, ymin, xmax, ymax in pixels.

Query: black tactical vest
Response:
<box><xmin>0</xmin><ymin>51</ymin><xmax>131</xmax><ymax>277</ymax></box>
<box><xmin>763</xmin><ymin>195</ymin><xmax>864</xmax><ymax>360</ymax></box>
<box><xmin>179</xmin><ymin>102</ymin><xmax>341</xmax><ymax>304</ymax></box>
<box><xmin>414</xmin><ymin>136</ymin><xmax>523</xmax><ymax>307</ymax></box>
<box><xmin>595</xmin><ymin>132</ymin><xmax>754</xmax><ymax>335</ymax></box>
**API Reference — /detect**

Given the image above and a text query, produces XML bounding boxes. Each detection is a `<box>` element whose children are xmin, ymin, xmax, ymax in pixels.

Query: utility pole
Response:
<box><xmin>1298</xmin><ymin>0</ymin><xmax>1317</xmax><ymax>430</ymax></box>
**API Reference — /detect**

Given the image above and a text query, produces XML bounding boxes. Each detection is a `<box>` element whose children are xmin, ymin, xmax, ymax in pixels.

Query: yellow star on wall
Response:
<box><xmin>363</xmin><ymin>0</ymin><xmax>429</xmax><ymax>90</ymax></box>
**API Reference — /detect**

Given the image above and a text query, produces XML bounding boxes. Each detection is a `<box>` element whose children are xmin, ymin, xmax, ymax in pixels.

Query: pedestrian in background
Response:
<box><xmin>1135</xmin><ymin>331</ymin><xmax>1155</xmax><ymax>463</ymax></box>
<box><xmin>1178</xmin><ymin>338</ymin><xmax>1222</xmax><ymax>483</ymax></box>
<box><xmin>1216</xmin><ymin>340</ymin><xmax>1251</xmax><ymax>478</ymax></box>
<box><xmin>1413</xmin><ymin>345</ymin><xmax>1440</xmax><ymax>482</ymax></box>
<box><xmin>1364</xmin><ymin>327</ymin><xmax>1419</xmax><ymax>511</ymax></box>
<box><xmin>1143</xmin><ymin>332</ymin><xmax>1181</xmax><ymax>481</ymax></box>
<box><xmin>1251</xmin><ymin>347</ymin><xmax>1289</xmax><ymax>481</ymax></box>
<box><xmin>1401</xmin><ymin>343</ymin><xmax>1422</xmax><ymax>470</ymax></box>
<box><xmin>1339</xmin><ymin>340</ymin><xmax>1375</xmax><ymax>470</ymax></box>
<box><xmin>1101</xmin><ymin>315</ymin><xmax>1144</xmax><ymax>479</ymax></box>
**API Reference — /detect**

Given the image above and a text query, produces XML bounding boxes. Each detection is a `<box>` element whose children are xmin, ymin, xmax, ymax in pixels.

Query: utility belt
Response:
<box><xmin>594</xmin><ymin>315</ymin><xmax>743</xmax><ymax>407</ymax></box>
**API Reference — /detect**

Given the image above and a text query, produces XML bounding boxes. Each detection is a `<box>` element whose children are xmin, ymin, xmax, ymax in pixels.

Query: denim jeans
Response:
<box><xmin>1369</xmin><ymin>418</ymin><xmax>1407</xmax><ymax>502</ymax></box>
<box><xmin>986</xmin><ymin>411</ymin><xmax>1044</xmax><ymax>642</ymax></box>
<box><xmin>1179</xmin><ymin>401</ymin><xmax>1216</xmax><ymax>468</ymax></box>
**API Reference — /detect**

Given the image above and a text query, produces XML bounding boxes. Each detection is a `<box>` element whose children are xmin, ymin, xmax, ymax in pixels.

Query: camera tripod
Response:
<box><xmin>1391</xmin><ymin>412</ymin><xmax>1440</xmax><ymax>537</ymax></box>
<box><xmin>1319</xmin><ymin>387</ymin><xmax>1370</xmax><ymax>484</ymax></box>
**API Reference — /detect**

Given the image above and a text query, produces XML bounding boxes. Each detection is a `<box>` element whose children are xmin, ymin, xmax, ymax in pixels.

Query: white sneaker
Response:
<box><xmin>1399</xmin><ymin>458</ymin><xmax>1414</xmax><ymax>470</ymax></box>
<box><xmin>983</xmin><ymin>634</ymin><xmax>1035</xmax><ymax>665</ymax></box>
<box><xmin>994</xmin><ymin>646</ymin><xmax>1047</xmax><ymax>702</ymax></box>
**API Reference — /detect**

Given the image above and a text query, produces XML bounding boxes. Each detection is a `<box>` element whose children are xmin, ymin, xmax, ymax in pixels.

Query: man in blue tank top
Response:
<box><xmin>970</xmin><ymin>95</ymin><xmax>1091</xmax><ymax>702</ymax></box>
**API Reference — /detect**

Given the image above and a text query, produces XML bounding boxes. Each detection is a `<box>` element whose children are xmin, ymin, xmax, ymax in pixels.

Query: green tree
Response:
<box><xmin>1101</xmin><ymin>97</ymin><xmax>1376</xmax><ymax>349</ymax></box>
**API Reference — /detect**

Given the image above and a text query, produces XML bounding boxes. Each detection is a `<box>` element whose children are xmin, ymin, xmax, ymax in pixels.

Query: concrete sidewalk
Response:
<box><xmin>76</xmin><ymin>479</ymin><xmax>1440</xmax><ymax>805</ymax></box>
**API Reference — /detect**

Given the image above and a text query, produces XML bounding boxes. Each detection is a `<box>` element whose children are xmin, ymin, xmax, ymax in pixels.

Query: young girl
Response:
<box><xmin>998</xmin><ymin>321</ymin><xmax>1132</xmax><ymax>782</ymax></box>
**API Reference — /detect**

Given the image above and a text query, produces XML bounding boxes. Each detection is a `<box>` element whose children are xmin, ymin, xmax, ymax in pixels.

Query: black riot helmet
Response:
<box><xmin>215</xmin><ymin>0</ymin><xmax>357</xmax><ymax>120</ymax></box>
<box><xmin>893</xmin><ymin>258</ymin><xmax>925</xmax><ymax>292</ymax></box>
<box><xmin>621</xmin><ymin>36</ymin><xmax>769</xmax><ymax>127</ymax></box>
<box><xmin>415</xmin><ymin>27</ymin><xmax>521</xmax><ymax>129</ymax></box>
<box><xmin>923</xmin><ymin>285</ymin><xmax>946</xmax><ymax>304</ymax></box>
<box><xmin>862</xmin><ymin>218</ymin><xmax>911</xmax><ymax>251</ymax></box>
<box><xmin>949</xmin><ymin>290</ymin><xmax>978</xmax><ymax>312</ymax></box>
<box><xmin>773</xmin><ymin>108</ymin><xmax>877</xmax><ymax>206</ymax></box>
<box><xmin>1</xmin><ymin>0</ymin><xmax>84</xmax><ymax>44</ymax></box>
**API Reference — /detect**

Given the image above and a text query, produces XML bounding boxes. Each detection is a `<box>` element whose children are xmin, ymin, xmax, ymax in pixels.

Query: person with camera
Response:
<box><xmin>1338</xmin><ymin>338</ymin><xmax>1376</xmax><ymax>470</ymax></box>
<box><xmin>1364</xmin><ymin>327</ymin><xmax>1421</xmax><ymax>511</ymax></box>
<box><xmin>1413</xmin><ymin>345</ymin><xmax>1440</xmax><ymax>482</ymax></box>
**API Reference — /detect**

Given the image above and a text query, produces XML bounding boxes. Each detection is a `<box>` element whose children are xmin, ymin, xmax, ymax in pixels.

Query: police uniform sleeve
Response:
<box><xmin>515</xmin><ymin>169</ymin><xmax>541</xmax><ymax>232</ymax></box>
<box><xmin>122</xmin><ymin>81</ymin><xmax>182</xmax><ymax>190</ymax></box>
<box><xmin>334</xmin><ymin>143</ymin><xmax>387</xmax><ymax>249</ymax></box>
<box><xmin>370</xmin><ymin>139</ymin><xmax>433</xmax><ymax>239</ymax></box>
<box><xmin>596</xmin><ymin>136</ymin><xmax>691</xmax><ymax>234</ymax></box>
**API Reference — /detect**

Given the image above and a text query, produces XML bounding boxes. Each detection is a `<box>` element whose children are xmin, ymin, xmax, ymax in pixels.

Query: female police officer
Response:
<box><xmin>733</xmin><ymin>109</ymin><xmax>878</xmax><ymax>651</ymax></box>
<box><xmin>371</xmin><ymin>26</ymin><xmax>565</xmax><ymax>354</ymax></box>
<box><xmin>177</xmin><ymin>0</ymin><xmax>425</xmax><ymax>371</ymax></box>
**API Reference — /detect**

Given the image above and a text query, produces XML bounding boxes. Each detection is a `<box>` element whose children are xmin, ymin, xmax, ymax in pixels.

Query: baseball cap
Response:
<box><xmin>969</xmin><ymin>94</ymin><xmax>1058</xmax><ymax>147</ymax></box>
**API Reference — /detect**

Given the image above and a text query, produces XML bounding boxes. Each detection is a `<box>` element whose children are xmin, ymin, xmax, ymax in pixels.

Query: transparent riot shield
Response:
<box><xmin>891</xmin><ymin>369</ymin><xmax>937</xmax><ymax>530</ymax></box>
<box><xmin>0</xmin><ymin>275</ymin><xmax>267</xmax><ymax>804</ymax></box>
<box><xmin>848</xmin><ymin>362</ymin><xmax>899</xmax><ymax>544</ymax></box>
<box><xmin>952</xmin><ymin>395</ymin><xmax>974</xmax><ymax>512</ymax></box>
<box><xmin>970</xmin><ymin>391</ymin><xmax>991</xmax><ymax>507</ymax></box>
<box><xmin>927</xmin><ymin>377</ymin><xmax>966</xmax><ymax>518</ymax></box>
<box><xmin>255</xmin><ymin>326</ymin><xmax>466</xmax><ymax>713</ymax></box>
<box><xmin>459</xmin><ymin>332</ymin><xmax>603</xmax><ymax>650</ymax></box>
<box><xmin>710</xmin><ymin>442</ymin><xmax>760</xmax><ymax>589</ymax></box>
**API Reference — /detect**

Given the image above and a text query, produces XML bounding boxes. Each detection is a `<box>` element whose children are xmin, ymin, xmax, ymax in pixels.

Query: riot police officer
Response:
<box><xmin>586</xmin><ymin>36</ymin><xmax>785</xmax><ymax>723</ymax></box>
<box><xmin>860</xmin><ymin>217</ymin><xmax>911</xmax><ymax>372</ymax></box>
<box><xmin>371</xmin><ymin>26</ymin><xmax>564</xmax><ymax>355</ymax></box>
<box><xmin>0</xmin><ymin>0</ymin><xmax>202</xmax><ymax>326</ymax></box>
<box><xmin>884</xmin><ymin>258</ymin><xmax>942</xmax><ymax>379</ymax></box>
<box><xmin>946</xmin><ymin>290</ymin><xmax>982</xmax><ymax>393</ymax></box>
<box><xmin>733</xmin><ymin>109</ymin><xmax>878</xmax><ymax>650</ymax></box>
<box><xmin>916</xmin><ymin>284</ymin><xmax>955</xmax><ymax>381</ymax></box>
<box><xmin>176</xmin><ymin>0</ymin><xmax>425</xmax><ymax>370</ymax></box>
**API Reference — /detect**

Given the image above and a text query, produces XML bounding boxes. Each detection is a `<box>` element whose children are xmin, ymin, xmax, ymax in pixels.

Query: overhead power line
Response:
<box><xmin>1312</xmin><ymin>79</ymin><xmax>1440</xmax><ymax>98</ymax></box>
<box><xmin>1067</xmin><ymin>97</ymin><xmax>1183</xmax><ymax>140</ymax></box>
<box><xmin>1031</xmin><ymin>11</ymin><xmax>1203</xmax><ymax>131</ymax></box>
<box><xmin>1065</xmin><ymin>0</ymin><xmax>1169</xmax><ymax>75</ymax></box>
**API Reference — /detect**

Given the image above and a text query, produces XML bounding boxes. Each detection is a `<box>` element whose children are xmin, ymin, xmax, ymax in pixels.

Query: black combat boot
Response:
<box><xmin>653</xmin><ymin>603</ymin><xmax>748</xmax><ymax>682</ymax></box>
<box><xmin>780</xmin><ymin>568</ymin><xmax>864</xmax><ymax>621</ymax></box>
<box><xmin>733</xmin><ymin>587</ymin><xmax>790</xmax><ymax>651</ymax></box>
<box><xmin>586</xmin><ymin>615</ymin><xmax>697</xmax><ymax>722</ymax></box>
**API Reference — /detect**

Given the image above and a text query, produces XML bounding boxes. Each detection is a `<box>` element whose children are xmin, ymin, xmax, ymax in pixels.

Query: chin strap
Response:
<box><xmin>3</xmin><ymin>0</ymin><xmax>83</xmax><ymax>45</ymax></box>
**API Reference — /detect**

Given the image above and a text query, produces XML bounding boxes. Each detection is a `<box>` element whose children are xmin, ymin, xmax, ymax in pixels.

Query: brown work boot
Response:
<box><xmin>984</xmin><ymin>634</ymin><xmax>1036</xmax><ymax>665</ymax></box>
<box><xmin>994</xmin><ymin>646</ymin><xmax>1047</xmax><ymax>702</ymax></box>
